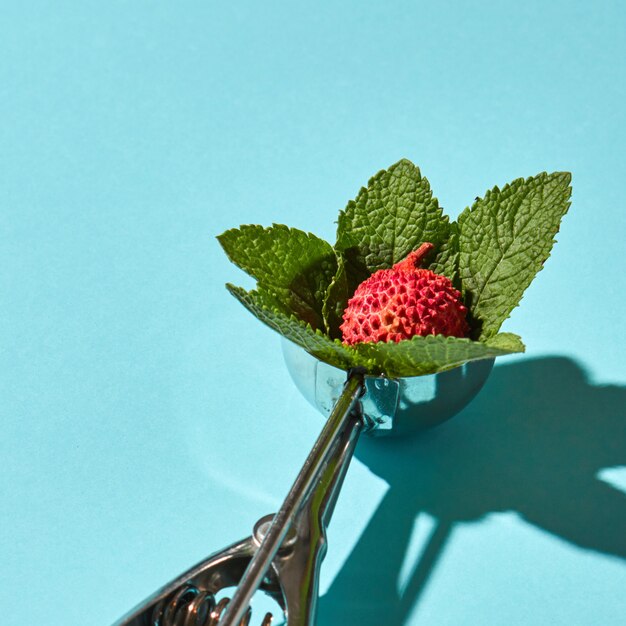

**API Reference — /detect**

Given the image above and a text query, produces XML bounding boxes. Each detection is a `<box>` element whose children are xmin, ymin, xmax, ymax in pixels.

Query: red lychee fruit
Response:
<box><xmin>340</xmin><ymin>243</ymin><xmax>469</xmax><ymax>345</ymax></box>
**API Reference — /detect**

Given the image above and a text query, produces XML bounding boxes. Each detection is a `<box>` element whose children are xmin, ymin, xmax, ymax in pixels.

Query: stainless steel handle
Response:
<box><xmin>219</xmin><ymin>373</ymin><xmax>364</xmax><ymax>626</ymax></box>
<box><xmin>272</xmin><ymin>407</ymin><xmax>362</xmax><ymax>624</ymax></box>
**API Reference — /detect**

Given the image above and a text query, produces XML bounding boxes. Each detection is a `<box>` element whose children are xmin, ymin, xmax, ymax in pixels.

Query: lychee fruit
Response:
<box><xmin>340</xmin><ymin>243</ymin><xmax>469</xmax><ymax>345</ymax></box>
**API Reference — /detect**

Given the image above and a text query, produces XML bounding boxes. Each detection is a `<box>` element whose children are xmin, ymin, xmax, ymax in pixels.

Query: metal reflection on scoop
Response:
<box><xmin>281</xmin><ymin>338</ymin><xmax>494</xmax><ymax>437</ymax></box>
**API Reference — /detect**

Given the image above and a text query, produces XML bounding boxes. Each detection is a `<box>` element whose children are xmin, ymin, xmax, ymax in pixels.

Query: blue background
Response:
<box><xmin>1</xmin><ymin>1</ymin><xmax>625</xmax><ymax>624</ymax></box>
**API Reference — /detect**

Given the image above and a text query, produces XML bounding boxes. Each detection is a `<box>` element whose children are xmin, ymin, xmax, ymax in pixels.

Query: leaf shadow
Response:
<box><xmin>461</xmin><ymin>288</ymin><xmax>484</xmax><ymax>339</ymax></box>
<box><xmin>319</xmin><ymin>356</ymin><xmax>626</xmax><ymax>625</ymax></box>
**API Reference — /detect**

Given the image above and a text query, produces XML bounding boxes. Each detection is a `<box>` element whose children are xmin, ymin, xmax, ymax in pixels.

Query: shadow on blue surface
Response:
<box><xmin>319</xmin><ymin>357</ymin><xmax>626</xmax><ymax>625</ymax></box>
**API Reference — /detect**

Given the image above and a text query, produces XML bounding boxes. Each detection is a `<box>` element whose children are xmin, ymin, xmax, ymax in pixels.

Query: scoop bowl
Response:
<box><xmin>282</xmin><ymin>339</ymin><xmax>494</xmax><ymax>437</ymax></box>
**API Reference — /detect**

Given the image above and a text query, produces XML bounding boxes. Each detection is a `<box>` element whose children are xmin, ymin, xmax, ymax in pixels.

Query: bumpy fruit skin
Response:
<box><xmin>340</xmin><ymin>243</ymin><xmax>469</xmax><ymax>345</ymax></box>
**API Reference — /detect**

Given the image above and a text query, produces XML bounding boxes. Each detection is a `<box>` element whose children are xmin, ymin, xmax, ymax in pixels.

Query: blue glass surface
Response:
<box><xmin>1</xmin><ymin>2</ymin><xmax>625</xmax><ymax>624</ymax></box>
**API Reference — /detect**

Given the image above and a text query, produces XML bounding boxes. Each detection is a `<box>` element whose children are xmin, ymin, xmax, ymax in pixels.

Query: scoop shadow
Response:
<box><xmin>318</xmin><ymin>356</ymin><xmax>626</xmax><ymax>625</ymax></box>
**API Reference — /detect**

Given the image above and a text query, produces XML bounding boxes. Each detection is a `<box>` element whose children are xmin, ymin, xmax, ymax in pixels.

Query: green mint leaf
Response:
<box><xmin>227</xmin><ymin>283</ymin><xmax>523</xmax><ymax>376</ymax></box>
<box><xmin>429</xmin><ymin>222</ymin><xmax>460</xmax><ymax>287</ymax></box>
<box><xmin>226</xmin><ymin>283</ymin><xmax>369</xmax><ymax>370</ymax></box>
<box><xmin>354</xmin><ymin>332</ymin><xmax>525</xmax><ymax>378</ymax></box>
<box><xmin>217</xmin><ymin>224</ymin><xmax>338</xmax><ymax>332</ymax></box>
<box><xmin>322</xmin><ymin>255</ymin><xmax>349</xmax><ymax>340</ymax></box>
<box><xmin>335</xmin><ymin>159</ymin><xmax>450</xmax><ymax>292</ymax></box>
<box><xmin>481</xmin><ymin>332</ymin><xmax>526</xmax><ymax>352</ymax></box>
<box><xmin>458</xmin><ymin>172</ymin><xmax>572</xmax><ymax>339</ymax></box>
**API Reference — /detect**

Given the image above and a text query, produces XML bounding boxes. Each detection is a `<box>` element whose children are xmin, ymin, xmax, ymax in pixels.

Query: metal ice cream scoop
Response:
<box><xmin>113</xmin><ymin>340</ymin><xmax>493</xmax><ymax>626</ymax></box>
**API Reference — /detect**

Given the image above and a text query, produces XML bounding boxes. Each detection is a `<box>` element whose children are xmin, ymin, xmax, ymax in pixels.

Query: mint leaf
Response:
<box><xmin>322</xmin><ymin>255</ymin><xmax>349</xmax><ymax>340</ymax></box>
<box><xmin>481</xmin><ymin>332</ymin><xmax>527</xmax><ymax>353</ymax></box>
<box><xmin>354</xmin><ymin>333</ymin><xmax>525</xmax><ymax>378</ymax></box>
<box><xmin>335</xmin><ymin>159</ymin><xmax>450</xmax><ymax>292</ymax></box>
<box><xmin>218</xmin><ymin>162</ymin><xmax>564</xmax><ymax>379</ymax></box>
<box><xmin>217</xmin><ymin>225</ymin><xmax>338</xmax><ymax>332</ymax></box>
<box><xmin>226</xmin><ymin>284</ymin><xmax>369</xmax><ymax>371</ymax></box>
<box><xmin>458</xmin><ymin>172</ymin><xmax>572</xmax><ymax>339</ymax></box>
<box><xmin>227</xmin><ymin>278</ymin><xmax>524</xmax><ymax>376</ymax></box>
<box><xmin>430</xmin><ymin>222</ymin><xmax>460</xmax><ymax>287</ymax></box>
